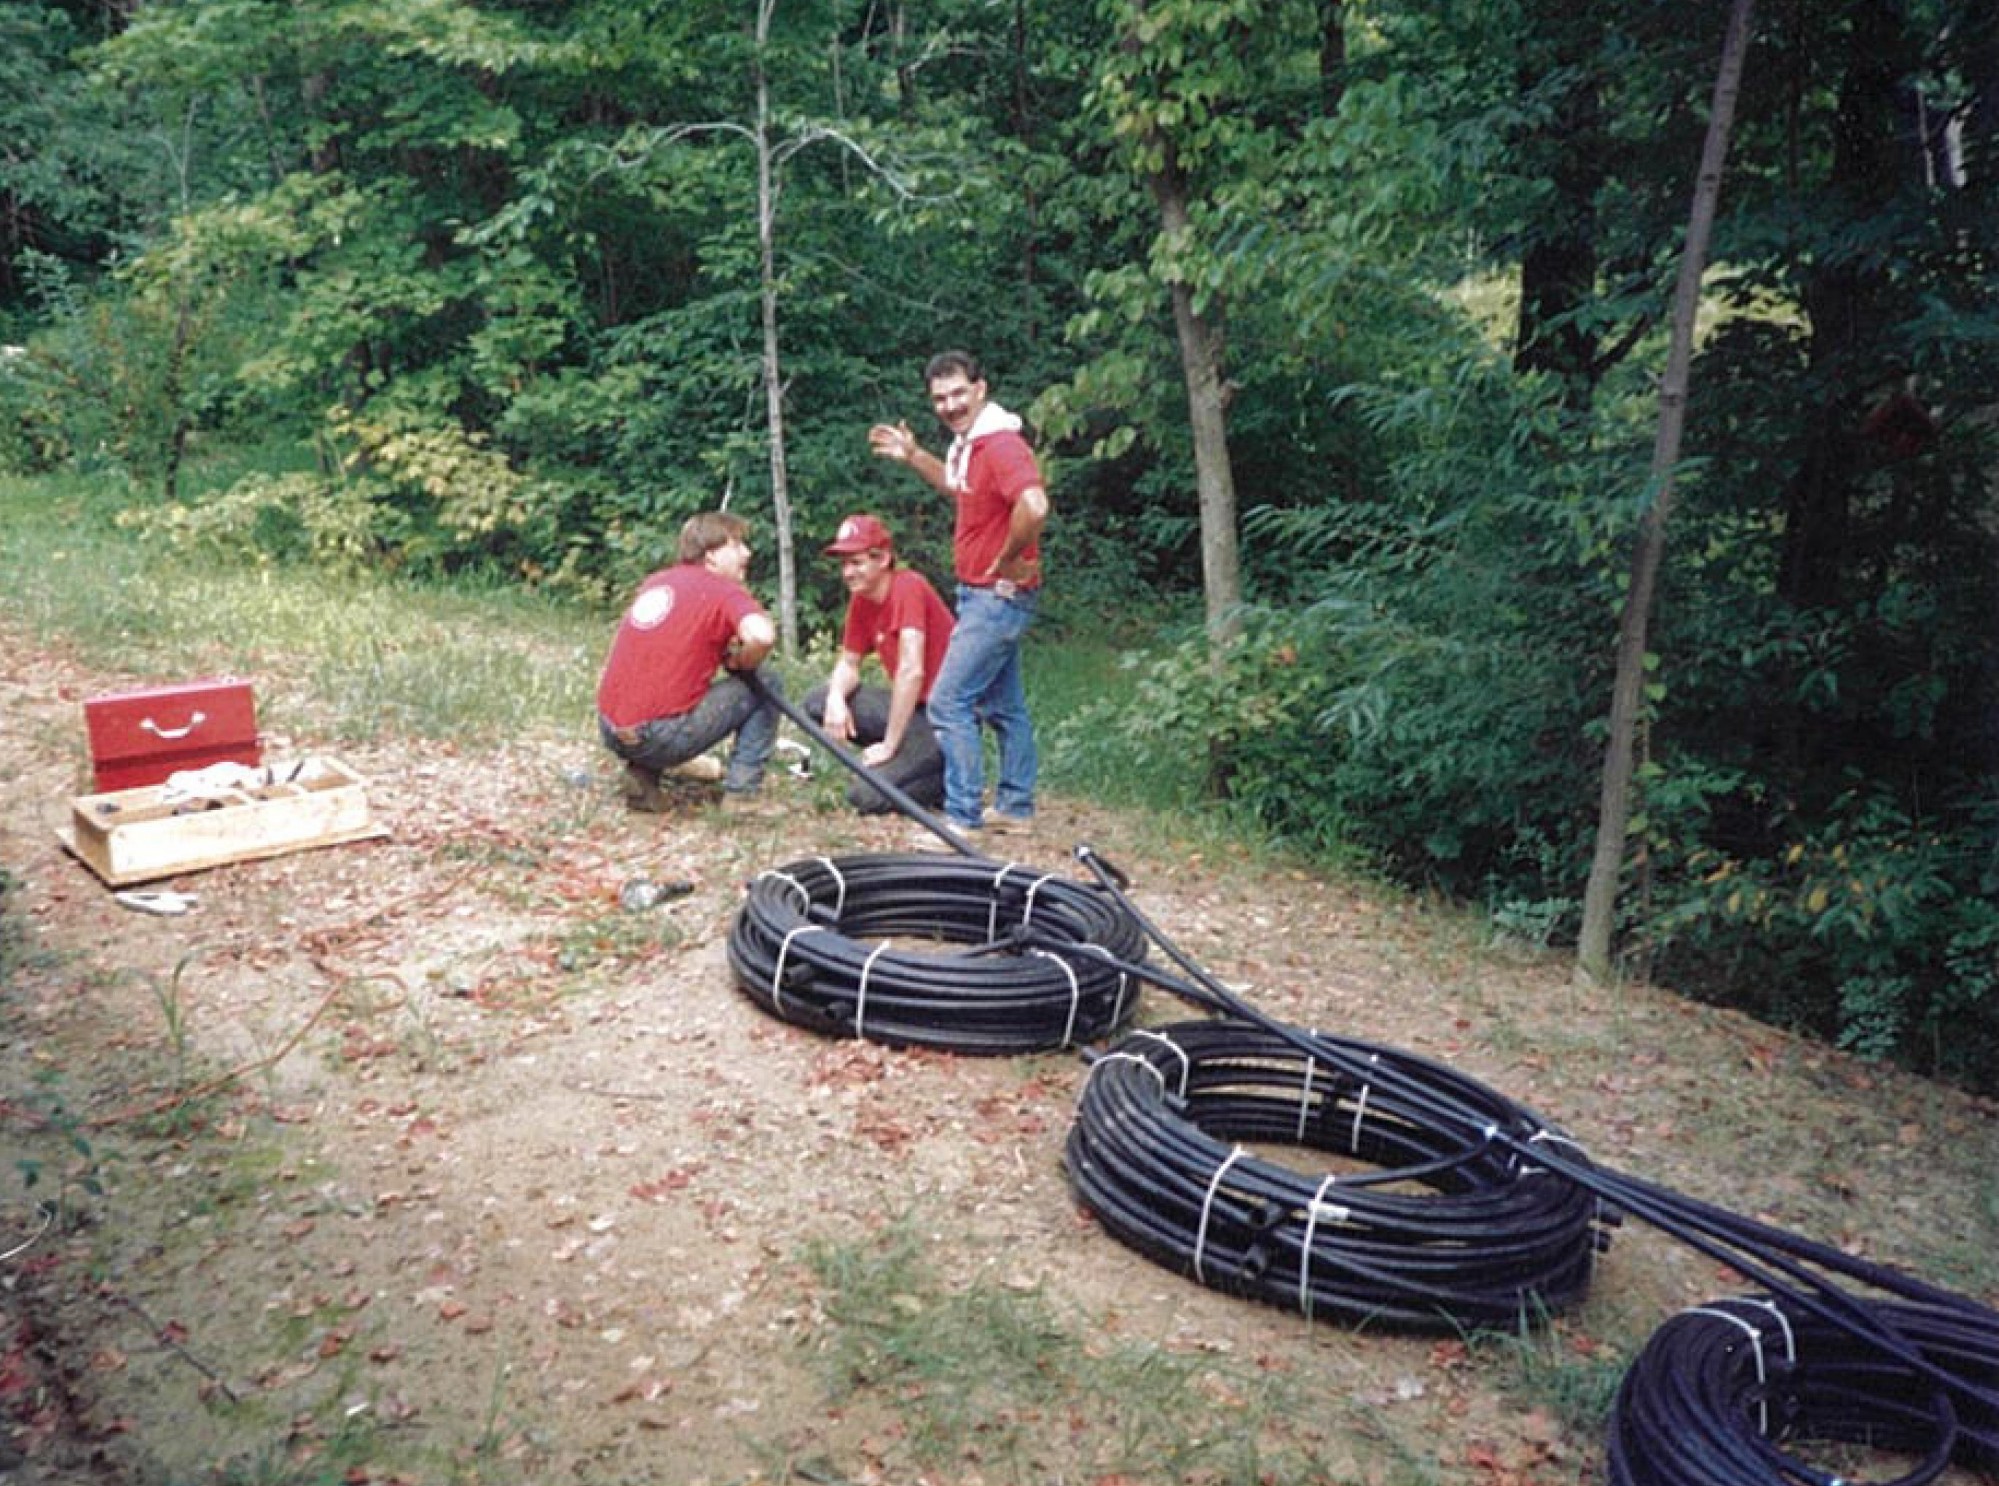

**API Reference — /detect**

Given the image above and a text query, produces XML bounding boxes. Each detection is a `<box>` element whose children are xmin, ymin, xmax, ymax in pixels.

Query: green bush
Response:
<box><xmin>1643</xmin><ymin>781</ymin><xmax>1999</xmax><ymax>1083</ymax></box>
<box><xmin>1044</xmin><ymin>607</ymin><xmax>1356</xmax><ymax>852</ymax></box>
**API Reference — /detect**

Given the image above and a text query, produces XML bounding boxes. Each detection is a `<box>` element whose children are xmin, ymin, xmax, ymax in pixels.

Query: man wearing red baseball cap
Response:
<box><xmin>803</xmin><ymin>513</ymin><xmax>955</xmax><ymax>813</ymax></box>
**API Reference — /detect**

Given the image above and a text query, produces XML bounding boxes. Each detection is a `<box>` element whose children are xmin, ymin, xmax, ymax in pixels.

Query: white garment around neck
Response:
<box><xmin>944</xmin><ymin>402</ymin><xmax>1024</xmax><ymax>492</ymax></box>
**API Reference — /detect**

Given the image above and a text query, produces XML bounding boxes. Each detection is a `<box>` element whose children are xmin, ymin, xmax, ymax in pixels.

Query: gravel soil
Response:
<box><xmin>3</xmin><ymin>634</ymin><xmax>1996</xmax><ymax>1486</ymax></box>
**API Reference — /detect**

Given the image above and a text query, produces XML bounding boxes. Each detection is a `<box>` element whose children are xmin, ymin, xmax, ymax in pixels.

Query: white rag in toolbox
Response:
<box><xmin>160</xmin><ymin>758</ymin><xmax>318</xmax><ymax>807</ymax></box>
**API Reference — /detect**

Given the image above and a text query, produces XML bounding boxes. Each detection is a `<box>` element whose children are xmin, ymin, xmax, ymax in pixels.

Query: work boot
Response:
<box><xmin>718</xmin><ymin>787</ymin><xmax>771</xmax><ymax>816</ymax></box>
<box><xmin>623</xmin><ymin>763</ymin><xmax>668</xmax><ymax>814</ymax></box>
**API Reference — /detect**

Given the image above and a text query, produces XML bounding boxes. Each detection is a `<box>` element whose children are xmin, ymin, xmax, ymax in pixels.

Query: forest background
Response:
<box><xmin>2</xmin><ymin>0</ymin><xmax>1995</xmax><ymax>1093</ymax></box>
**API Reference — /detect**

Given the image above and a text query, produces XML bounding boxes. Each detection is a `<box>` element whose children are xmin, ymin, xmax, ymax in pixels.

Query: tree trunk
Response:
<box><xmin>754</xmin><ymin>0</ymin><xmax>799</xmax><ymax>654</ymax></box>
<box><xmin>1318</xmin><ymin>0</ymin><xmax>1346</xmax><ymax>116</ymax></box>
<box><xmin>1964</xmin><ymin>7</ymin><xmax>1999</xmax><ymax>185</ymax></box>
<box><xmin>162</xmin><ymin>292</ymin><xmax>194</xmax><ymax>503</ymax></box>
<box><xmin>1575</xmin><ymin>0</ymin><xmax>1754</xmax><ymax>983</ymax></box>
<box><xmin>1766</xmin><ymin>0</ymin><xmax>1923</xmax><ymax>781</ymax></box>
<box><xmin>1011</xmin><ymin>0</ymin><xmax>1041</xmax><ymax>343</ymax></box>
<box><xmin>1146</xmin><ymin>139</ymin><xmax>1242</xmax><ymax>658</ymax></box>
<box><xmin>1776</xmin><ymin>0</ymin><xmax>1916</xmax><ymax>616</ymax></box>
<box><xmin>1512</xmin><ymin>22</ymin><xmax>1605</xmax><ymax>416</ymax></box>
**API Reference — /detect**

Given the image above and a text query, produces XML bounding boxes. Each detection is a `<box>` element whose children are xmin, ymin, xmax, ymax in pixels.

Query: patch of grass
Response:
<box><xmin>551</xmin><ymin>904</ymin><xmax>687</xmax><ymax>976</ymax></box>
<box><xmin>3</xmin><ymin>462</ymin><xmax>1241</xmax><ymax>812</ymax></box>
<box><xmin>1902</xmin><ymin>1130</ymin><xmax>1999</xmax><ymax>1299</ymax></box>
<box><xmin>788</xmin><ymin>1218</ymin><xmax>1391</xmax><ymax>1485</ymax></box>
<box><xmin>1027</xmin><ymin>627</ymin><xmax>1385</xmax><ymax>889</ymax></box>
<box><xmin>151</xmin><ymin>954</ymin><xmax>197</xmax><ymax>1070</ymax></box>
<box><xmin>287</xmin><ymin>580</ymin><xmax>597</xmax><ymax>744</ymax></box>
<box><xmin>1473</xmin><ymin>1313</ymin><xmax>1629</xmax><ymax>1446</ymax></box>
<box><xmin>1031</xmin><ymin>635</ymin><xmax>1199</xmax><ymax>812</ymax></box>
<box><xmin>1</xmin><ymin>468</ymin><xmax>601</xmax><ymax>745</ymax></box>
<box><xmin>0</xmin><ymin>867</ymin><xmax>64</xmax><ymax>984</ymax></box>
<box><xmin>8</xmin><ymin>1063</ymin><xmax>115</xmax><ymax>1236</ymax></box>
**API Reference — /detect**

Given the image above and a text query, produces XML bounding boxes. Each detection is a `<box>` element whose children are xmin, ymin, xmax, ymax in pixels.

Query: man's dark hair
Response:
<box><xmin>923</xmin><ymin>350</ymin><xmax>983</xmax><ymax>387</ymax></box>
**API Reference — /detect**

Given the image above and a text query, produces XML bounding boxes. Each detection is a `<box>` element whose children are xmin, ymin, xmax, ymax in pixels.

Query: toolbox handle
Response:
<box><xmin>140</xmin><ymin>710</ymin><xmax>207</xmax><ymax>741</ymax></box>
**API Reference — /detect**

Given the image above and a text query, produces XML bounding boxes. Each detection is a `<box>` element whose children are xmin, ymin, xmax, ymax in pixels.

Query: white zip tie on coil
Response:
<box><xmin>1298</xmin><ymin>1172</ymin><xmax>1352</xmax><ymax>1320</ymax></box>
<box><xmin>1682</xmin><ymin>1300</ymin><xmax>1796</xmax><ymax>1437</ymax></box>
<box><xmin>1295</xmin><ymin>1031</ymin><xmax>1321</xmax><ymax>1142</ymax></box>
<box><xmin>1020</xmin><ymin>871</ymin><xmax>1057</xmax><ymax>927</ymax></box>
<box><xmin>1193</xmin><ymin>1145</ymin><xmax>1247</xmax><ymax>1285</ymax></box>
<box><xmin>1350</xmin><ymin>1052</ymin><xmax>1381</xmax><ymax>1154</ymax></box>
<box><xmin>1104</xmin><ymin>951</ymin><xmax>1133</xmax><ymax>1026</ymax></box>
<box><xmin>853</xmin><ymin>940</ymin><xmax>890</xmax><ymax>1041</ymax></box>
<box><xmin>986</xmin><ymin>863</ymin><xmax>1018</xmax><ymax>940</ymax></box>
<box><xmin>1129</xmin><ymin>1028</ymin><xmax>1192</xmax><ymax>1098</ymax></box>
<box><xmin>813</xmin><ymin>855</ymin><xmax>847</xmax><ymax>918</ymax></box>
<box><xmin>984</xmin><ymin>863</ymin><xmax>1057</xmax><ymax>939</ymax></box>
<box><xmin>1079</xmin><ymin>1050</ymin><xmax>1168</xmax><ymax>1104</ymax></box>
<box><xmin>1052</xmin><ymin>939</ymin><xmax>1133</xmax><ymax>1028</ymax></box>
<box><xmin>1734</xmin><ymin>1295</ymin><xmax>1796</xmax><ymax>1358</ymax></box>
<box><xmin>1029</xmin><ymin>948</ymin><xmax>1083</xmax><ymax>1047</ymax></box>
<box><xmin>770</xmin><ymin>923</ymin><xmax>827</xmax><ymax>1016</ymax></box>
<box><xmin>755</xmin><ymin>868</ymin><xmax>813</xmax><ymax>913</ymax></box>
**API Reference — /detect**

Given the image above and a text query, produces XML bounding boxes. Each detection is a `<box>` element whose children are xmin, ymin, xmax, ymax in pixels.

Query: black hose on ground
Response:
<box><xmin>742</xmin><ymin>669</ymin><xmax>978</xmax><ymax>856</ymax></box>
<box><xmin>1065</xmin><ymin>1016</ymin><xmax>1608</xmax><ymax>1330</ymax></box>
<box><xmin>1060</xmin><ymin>845</ymin><xmax>1999</xmax><ymax>1478</ymax></box>
<box><xmin>727</xmin><ymin>851</ymin><xmax>1147</xmax><ymax>1053</ymax></box>
<box><xmin>720</xmin><ymin>685</ymin><xmax>1999</xmax><ymax>1477</ymax></box>
<box><xmin>1606</xmin><ymin>1293</ymin><xmax>1999</xmax><ymax>1486</ymax></box>
<box><xmin>728</xmin><ymin>674</ymin><xmax>1147</xmax><ymax>1054</ymax></box>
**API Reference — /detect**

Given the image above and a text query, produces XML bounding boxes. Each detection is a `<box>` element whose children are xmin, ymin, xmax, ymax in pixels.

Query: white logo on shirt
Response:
<box><xmin>630</xmin><ymin>585</ymin><xmax>675</xmax><ymax>629</ymax></box>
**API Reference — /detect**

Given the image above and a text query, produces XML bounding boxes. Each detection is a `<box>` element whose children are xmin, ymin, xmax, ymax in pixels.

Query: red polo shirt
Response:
<box><xmin>841</xmin><ymin>568</ymin><xmax>954</xmax><ymax>701</ymax></box>
<box><xmin>596</xmin><ymin>564</ymin><xmax>765</xmax><ymax>727</ymax></box>
<box><xmin>954</xmin><ymin>429</ymin><xmax>1043</xmax><ymax>587</ymax></box>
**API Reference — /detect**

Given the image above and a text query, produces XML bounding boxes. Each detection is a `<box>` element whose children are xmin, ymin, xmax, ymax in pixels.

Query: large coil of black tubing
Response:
<box><xmin>728</xmin><ymin>851</ymin><xmax>1149</xmax><ymax>1054</ymax></box>
<box><xmin>1608</xmin><ymin>1292</ymin><xmax>1999</xmax><ymax>1486</ymax></box>
<box><xmin>1064</xmin><ymin>1016</ymin><xmax>1612</xmax><ymax>1331</ymax></box>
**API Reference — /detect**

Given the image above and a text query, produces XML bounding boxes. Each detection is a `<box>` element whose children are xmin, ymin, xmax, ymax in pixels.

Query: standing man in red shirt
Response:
<box><xmin>595</xmin><ymin>511</ymin><xmax>784</xmax><ymax>811</ymax></box>
<box><xmin>803</xmin><ymin>513</ymin><xmax>955</xmax><ymax>814</ymax></box>
<box><xmin>867</xmin><ymin>351</ymin><xmax>1049</xmax><ymax>834</ymax></box>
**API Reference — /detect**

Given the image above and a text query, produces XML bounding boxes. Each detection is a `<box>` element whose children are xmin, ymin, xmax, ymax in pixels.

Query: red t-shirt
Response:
<box><xmin>954</xmin><ymin>429</ymin><xmax>1043</xmax><ymax>587</ymax></box>
<box><xmin>841</xmin><ymin>568</ymin><xmax>954</xmax><ymax>702</ymax></box>
<box><xmin>595</xmin><ymin>564</ymin><xmax>764</xmax><ymax>727</ymax></box>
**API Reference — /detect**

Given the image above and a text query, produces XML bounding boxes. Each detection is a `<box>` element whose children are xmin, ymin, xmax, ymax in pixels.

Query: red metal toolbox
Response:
<box><xmin>83</xmin><ymin>677</ymin><xmax>262</xmax><ymax>792</ymax></box>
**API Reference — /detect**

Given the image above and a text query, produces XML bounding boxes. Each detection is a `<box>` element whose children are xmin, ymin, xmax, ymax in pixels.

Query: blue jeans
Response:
<box><xmin>927</xmin><ymin>584</ymin><xmax>1039</xmax><ymax>828</ymax></box>
<box><xmin>599</xmin><ymin>669</ymin><xmax>783</xmax><ymax>793</ymax></box>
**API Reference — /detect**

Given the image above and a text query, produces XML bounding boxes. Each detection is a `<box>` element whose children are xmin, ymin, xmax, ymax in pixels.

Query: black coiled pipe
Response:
<box><xmin>1607</xmin><ymin>1293</ymin><xmax>1999</xmax><ymax>1486</ymax></box>
<box><xmin>728</xmin><ymin>851</ymin><xmax>1148</xmax><ymax>1054</ymax></box>
<box><xmin>1058</xmin><ymin>847</ymin><xmax>1999</xmax><ymax>1479</ymax></box>
<box><xmin>1064</xmin><ymin>1016</ymin><xmax>1609</xmax><ymax>1330</ymax></box>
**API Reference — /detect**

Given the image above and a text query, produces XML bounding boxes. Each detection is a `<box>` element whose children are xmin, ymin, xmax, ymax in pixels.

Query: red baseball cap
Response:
<box><xmin>824</xmin><ymin>513</ymin><xmax>894</xmax><ymax>556</ymax></box>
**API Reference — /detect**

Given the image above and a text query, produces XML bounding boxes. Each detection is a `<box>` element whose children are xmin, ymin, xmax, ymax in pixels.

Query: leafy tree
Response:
<box><xmin>1627</xmin><ymin>0</ymin><xmax>1999</xmax><ymax>1077</ymax></box>
<box><xmin>1575</xmin><ymin>0</ymin><xmax>1754</xmax><ymax>983</ymax></box>
<box><xmin>536</xmin><ymin>0</ymin><xmax>945</xmax><ymax>649</ymax></box>
<box><xmin>9</xmin><ymin>0</ymin><xmax>1998</xmax><ymax>1089</ymax></box>
<box><xmin>1086</xmin><ymin>0</ymin><xmax>1267</xmax><ymax>651</ymax></box>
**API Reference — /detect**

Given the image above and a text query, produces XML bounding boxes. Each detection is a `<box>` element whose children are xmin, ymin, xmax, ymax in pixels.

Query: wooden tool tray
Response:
<box><xmin>61</xmin><ymin>757</ymin><xmax>384</xmax><ymax>886</ymax></box>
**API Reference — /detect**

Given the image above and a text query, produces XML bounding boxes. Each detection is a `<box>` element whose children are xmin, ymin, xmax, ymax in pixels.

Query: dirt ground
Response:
<box><xmin>3</xmin><ymin>633</ymin><xmax>1996</xmax><ymax>1486</ymax></box>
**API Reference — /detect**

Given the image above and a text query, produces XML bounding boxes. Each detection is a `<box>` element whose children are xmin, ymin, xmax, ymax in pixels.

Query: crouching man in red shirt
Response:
<box><xmin>595</xmin><ymin>511</ymin><xmax>784</xmax><ymax>811</ymax></box>
<box><xmin>804</xmin><ymin>513</ymin><xmax>954</xmax><ymax>814</ymax></box>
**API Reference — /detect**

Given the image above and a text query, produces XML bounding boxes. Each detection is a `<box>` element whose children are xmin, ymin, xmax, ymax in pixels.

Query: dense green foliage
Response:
<box><xmin>4</xmin><ymin>0</ymin><xmax>1995</xmax><ymax>1089</ymax></box>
